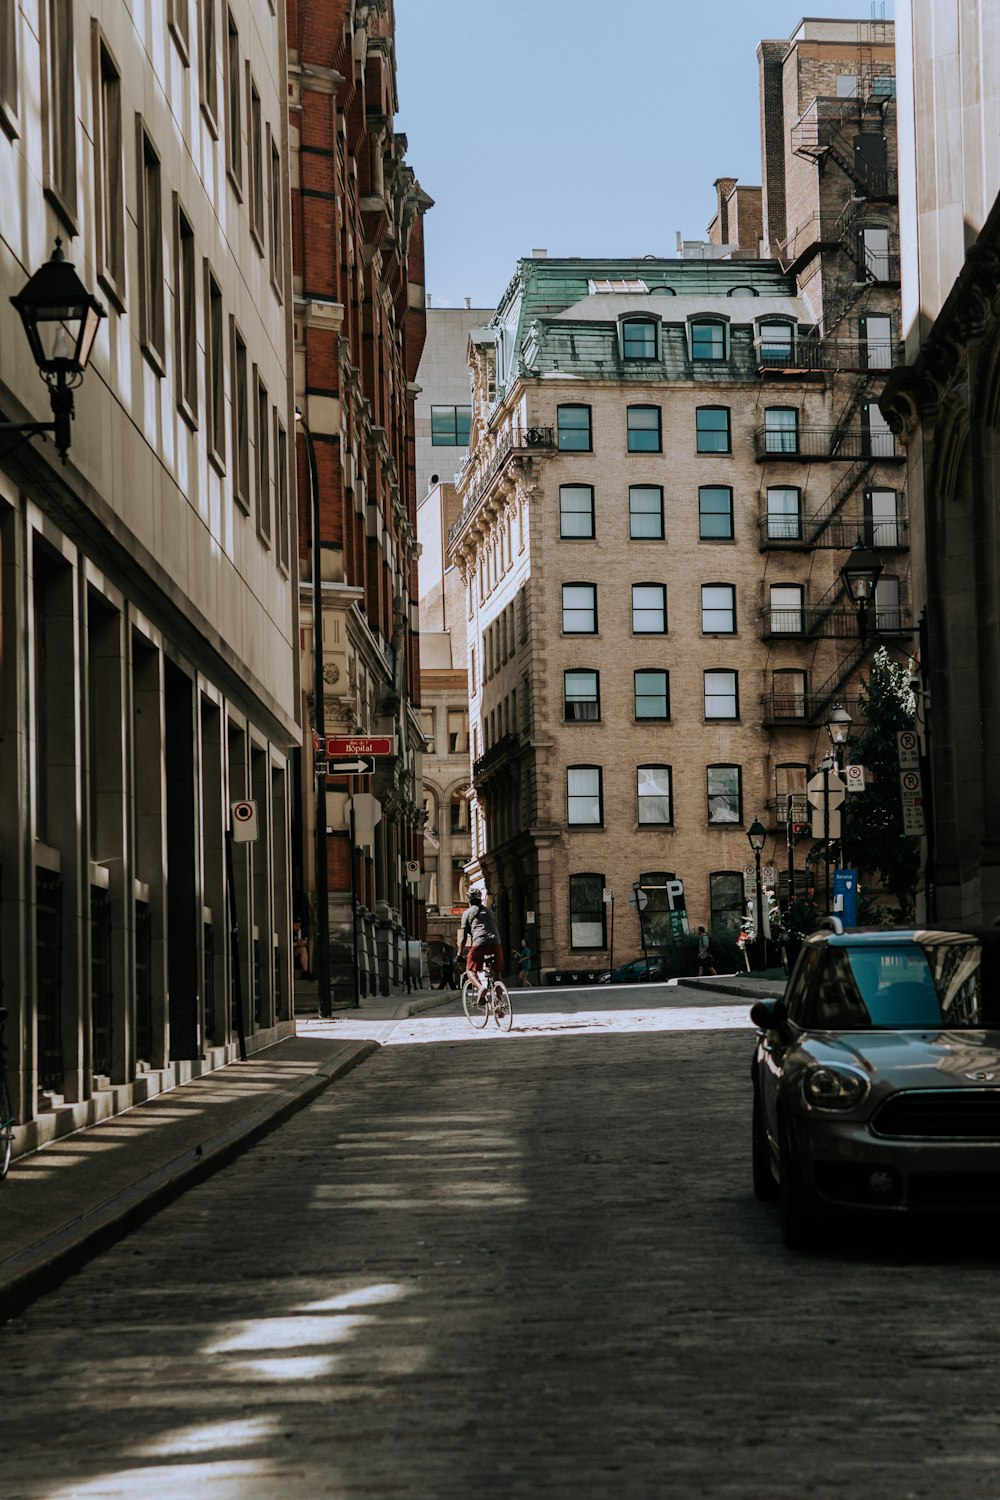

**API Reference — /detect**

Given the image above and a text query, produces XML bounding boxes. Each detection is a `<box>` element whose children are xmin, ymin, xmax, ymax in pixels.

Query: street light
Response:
<box><xmin>4</xmin><ymin>239</ymin><xmax>105</xmax><ymax>462</ymax></box>
<box><xmin>840</xmin><ymin>539</ymin><xmax>883</xmax><ymax>644</ymax></box>
<box><xmin>826</xmin><ymin>702</ymin><xmax>853</xmax><ymax>770</ymax></box>
<box><xmin>747</xmin><ymin>817</ymin><xmax>767</xmax><ymax>973</ymax></box>
<box><xmin>295</xmin><ymin>405</ymin><xmax>333</xmax><ymax>1018</ymax></box>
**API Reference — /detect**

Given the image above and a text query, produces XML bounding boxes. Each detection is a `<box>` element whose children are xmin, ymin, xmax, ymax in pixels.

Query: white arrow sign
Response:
<box><xmin>328</xmin><ymin>757</ymin><xmax>375</xmax><ymax>776</ymax></box>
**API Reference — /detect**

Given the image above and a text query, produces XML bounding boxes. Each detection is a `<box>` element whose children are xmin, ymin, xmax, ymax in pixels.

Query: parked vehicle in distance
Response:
<box><xmin>751</xmin><ymin>926</ymin><xmax>1000</xmax><ymax>1250</ymax></box>
<box><xmin>598</xmin><ymin>955</ymin><xmax>669</xmax><ymax>984</ymax></box>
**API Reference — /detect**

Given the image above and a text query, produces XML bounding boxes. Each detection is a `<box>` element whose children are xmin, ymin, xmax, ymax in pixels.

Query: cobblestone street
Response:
<box><xmin>3</xmin><ymin>989</ymin><xmax>1000</xmax><ymax>1499</ymax></box>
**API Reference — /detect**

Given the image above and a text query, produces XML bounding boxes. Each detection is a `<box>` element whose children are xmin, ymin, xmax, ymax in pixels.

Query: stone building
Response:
<box><xmin>0</xmin><ymin>0</ymin><xmax>298</xmax><ymax>1153</ymax></box>
<box><xmin>288</xmin><ymin>0</ymin><xmax>431</xmax><ymax>999</ymax></box>
<box><xmin>882</xmin><ymin>0</ymin><xmax>1000</xmax><ymax>923</ymax></box>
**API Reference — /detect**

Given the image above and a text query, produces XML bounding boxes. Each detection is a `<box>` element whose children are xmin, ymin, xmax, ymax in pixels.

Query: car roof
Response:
<box><xmin>810</xmin><ymin>927</ymin><xmax>1000</xmax><ymax>948</ymax></box>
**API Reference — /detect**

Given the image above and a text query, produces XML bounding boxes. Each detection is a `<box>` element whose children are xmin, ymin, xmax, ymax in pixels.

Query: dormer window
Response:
<box><xmin>757</xmin><ymin>321</ymin><xmax>795</xmax><ymax>368</ymax></box>
<box><xmin>621</xmin><ymin>317</ymin><xmax>658</xmax><ymax>361</ymax></box>
<box><xmin>690</xmin><ymin>320</ymin><xmax>727</xmax><ymax>361</ymax></box>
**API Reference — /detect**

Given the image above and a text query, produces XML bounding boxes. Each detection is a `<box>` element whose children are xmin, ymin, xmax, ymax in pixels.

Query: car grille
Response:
<box><xmin>871</xmin><ymin>1089</ymin><xmax>1000</xmax><ymax>1139</ymax></box>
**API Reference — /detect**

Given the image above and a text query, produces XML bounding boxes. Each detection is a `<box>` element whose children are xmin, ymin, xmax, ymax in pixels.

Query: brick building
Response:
<box><xmin>288</xmin><ymin>0</ymin><xmax>431</xmax><ymax>998</ymax></box>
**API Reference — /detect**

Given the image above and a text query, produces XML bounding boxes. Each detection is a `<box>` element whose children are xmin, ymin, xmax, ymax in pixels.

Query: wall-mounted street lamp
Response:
<box><xmin>840</xmin><ymin>539</ymin><xmax>883</xmax><ymax>644</ymax></box>
<box><xmin>826</xmin><ymin>702</ymin><xmax>853</xmax><ymax>771</ymax></box>
<box><xmin>747</xmin><ymin>816</ymin><xmax>767</xmax><ymax>973</ymax></box>
<box><xmin>5</xmin><ymin>239</ymin><xmax>105</xmax><ymax>462</ymax></box>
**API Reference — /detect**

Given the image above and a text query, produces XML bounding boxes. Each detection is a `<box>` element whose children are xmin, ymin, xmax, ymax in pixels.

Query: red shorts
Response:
<box><xmin>466</xmin><ymin>941</ymin><xmax>504</xmax><ymax>977</ymax></box>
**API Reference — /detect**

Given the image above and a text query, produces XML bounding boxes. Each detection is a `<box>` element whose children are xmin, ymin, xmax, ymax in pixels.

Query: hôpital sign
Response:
<box><xmin>231</xmin><ymin>800</ymin><xmax>259</xmax><ymax>843</ymax></box>
<box><xmin>326</xmin><ymin>736</ymin><xmax>392</xmax><ymax>758</ymax></box>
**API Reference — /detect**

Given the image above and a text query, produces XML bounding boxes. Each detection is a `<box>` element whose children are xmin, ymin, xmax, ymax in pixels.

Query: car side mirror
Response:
<box><xmin>750</xmin><ymin>997</ymin><xmax>787</xmax><ymax>1033</ymax></box>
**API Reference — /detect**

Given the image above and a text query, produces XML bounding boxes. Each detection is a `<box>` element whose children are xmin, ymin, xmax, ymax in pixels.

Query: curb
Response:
<box><xmin>0</xmin><ymin>1039</ymin><xmax>379</xmax><ymax>1325</ymax></box>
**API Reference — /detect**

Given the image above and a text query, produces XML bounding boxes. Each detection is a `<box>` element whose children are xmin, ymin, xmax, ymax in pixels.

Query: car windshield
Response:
<box><xmin>808</xmin><ymin>935</ymin><xmax>996</xmax><ymax>1029</ymax></box>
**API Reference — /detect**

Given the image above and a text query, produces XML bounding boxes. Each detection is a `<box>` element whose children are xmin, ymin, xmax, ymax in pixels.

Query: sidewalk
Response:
<box><xmin>0</xmin><ymin>986</ymin><xmax>448</xmax><ymax>1323</ymax></box>
<box><xmin>672</xmin><ymin>971</ymin><xmax>788</xmax><ymax>1002</ymax></box>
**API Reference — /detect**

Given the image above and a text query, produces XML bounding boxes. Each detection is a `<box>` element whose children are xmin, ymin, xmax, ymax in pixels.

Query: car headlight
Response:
<box><xmin>802</xmin><ymin>1066</ymin><xmax>870</xmax><ymax>1111</ymax></box>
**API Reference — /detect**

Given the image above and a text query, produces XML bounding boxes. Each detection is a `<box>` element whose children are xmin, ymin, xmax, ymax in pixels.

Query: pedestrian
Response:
<box><xmin>517</xmin><ymin>937</ymin><xmax>533</xmax><ymax>987</ymax></box>
<box><xmin>292</xmin><ymin>920</ymin><xmax>312</xmax><ymax>980</ymax></box>
<box><xmin>435</xmin><ymin>942</ymin><xmax>456</xmax><ymax>990</ymax></box>
<box><xmin>697</xmin><ymin>925</ymin><xmax>716</xmax><ymax>976</ymax></box>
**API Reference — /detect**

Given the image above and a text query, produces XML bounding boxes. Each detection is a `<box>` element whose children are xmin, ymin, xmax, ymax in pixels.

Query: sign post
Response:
<box><xmin>807</xmin><ymin>765</ymin><xmax>846</xmax><ymax>913</ymax></box>
<box><xmin>603</xmin><ymin>887</ymin><xmax>615</xmax><ymax>977</ymax></box>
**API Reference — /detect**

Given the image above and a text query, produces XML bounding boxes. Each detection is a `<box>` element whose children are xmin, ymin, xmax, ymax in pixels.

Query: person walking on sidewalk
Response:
<box><xmin>516</xmin><ymin>937</ymin><xmax>533</xmax><ymax>987</ymax></box>
<box><xmin>457</xmin><ymin>890</ymin><xmax>504</xmax><ymax>992</ymax></box>
<box><xmin>697</xmin><ymin>926</ymin><xmax>717</xmax><ymax>977</ymax></box>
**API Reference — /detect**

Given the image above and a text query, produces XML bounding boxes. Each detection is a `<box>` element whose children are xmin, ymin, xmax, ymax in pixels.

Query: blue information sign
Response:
<box><xmin>832</xmin><ymin>868</ymin><xmax>858</xmax><ymax>927</ymax></box>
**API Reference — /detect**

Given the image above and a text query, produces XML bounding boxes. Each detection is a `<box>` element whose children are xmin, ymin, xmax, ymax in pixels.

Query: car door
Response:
<box><xmin>757</xmin><ymin>944</ymin><xmax>821</xmax><ymax>1147</ymax></box>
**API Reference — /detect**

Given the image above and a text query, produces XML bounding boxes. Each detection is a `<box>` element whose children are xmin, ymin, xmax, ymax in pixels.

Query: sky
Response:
<box><xmin>393</xmin><ymin>0</ymin><xmax>895</xmax><ymax>310</ymax></box>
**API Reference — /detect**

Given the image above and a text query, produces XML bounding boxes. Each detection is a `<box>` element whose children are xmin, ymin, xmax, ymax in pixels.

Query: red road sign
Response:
<box><xmin>326</xmin><ymin>736</ymin><xmax>392</xmax><ymax>757</ymax></box>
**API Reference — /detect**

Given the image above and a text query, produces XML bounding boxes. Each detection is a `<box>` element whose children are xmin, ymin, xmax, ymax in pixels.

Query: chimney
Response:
<box><xmin>464</xmin><ymin>296</ymin><xmax>471</xmax><ymax>309</ymax></box>
<box><xmin>531</xmin><ymin>247</ymin><xmax>547</xmax><ymax>259</ymax></box>
<box><xmin>425</xmin><ymin>292</ymin><xmax>432</xmax><ymax>307</ymax></box>
<box><xmin>714</xmin><ymin>178</ymin><xmax>738</xmax><ymax>245</ymax></box>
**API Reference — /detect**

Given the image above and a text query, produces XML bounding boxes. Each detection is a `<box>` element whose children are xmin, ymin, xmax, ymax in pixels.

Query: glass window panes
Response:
<box><xmin>775</xmin><ymin>764</ymin><xmax>808</xmax><ymax>823</ymax></box>
<box><xmin>627</xmin><ymin>405</ymin><xmax>661</xmax><ymax>452</ymax></box>
<box><xmin>705</xmin><ymin>670</ymin><xmax>738</xmax><ymax>719</ymax></box>
<box><xmin>769</xmin><ymin>584</ymin><xmax>803</xmax><ymax>633</ymax></box>
<box><xmin>710</xmin><ymin>872</ymin><xmax>743</xmax><ymax>935</ymax></box>
<box><xmin>875</xmin><ymin>575</ymin><xmax>902</xmax><ymax>631</ymax></box>
<box><xmin>862</xmin><ymin>312</ymin><xmax>893</xmax><ymax>367</ymax></box>
<box><xmin>430</xmin><ymin>405</ymin><xmax>471</xmax><ymax>446</ymax></box>
<box><xmin>699</xmin><ymin>486</ymin><xmax>733</xmax><ymax>539</ymax></box>
<box><xmin>565</xmin><ymin>670</ymin><xmax>599</xmax><ymax>721</ymax></box>
<box><xmin>764</xmin><ymin>407</ymin><xmax>798</xmax><ymax>453</ymax></box>
<box><xmin>629</xmin><ymin>486</ymin><xmax>663</xmax><ymax>539</ymax></box>
<box><xmin>632</xmin><ymin>584</ymin><xmax>666</xmax><ymax>633</ymax></box>
<box><xmin>692</xmin><ymin>322</ymin><xmax>725</xmax><ymax>360</ymax></box>
<box><xmin>772</xmin><ymin>670</ymin><xmax>807</xmax><ymax>719</ymax></box>
<box><xmin>560</xmin><ymin>484</ymin><xmax>595</xmax><ymax>539</ymax></box>
<box><xmin>562</xmin><ymin>583</ymin><xmax>597</xmax><ymax>633</ymax></box>
<box><xmin>758</xmin><ymin>323</ymin><xmax>793</xmax><ymax>366</ymax></box>
<box><xmin>622</xmin><ymin>319</ymin><xmax>657</xmax><ymax>360</ymax></box>
<box><xmin>865</xmin><ymin>488</ymin><xmax>899</xmax><ymax>548</ymax></box>
<box><xmin>557</xmin><ymin>405</ymin><xmax>592</xmax><ymax>451</ymax></box>
<box><xmin>767</xmin><ymin>487</ymin><xmax>801</xmax><ymax>541</ymax></box>
<box><xmin>570</xmin><ymin>873</ymin><xmax>606</xmax><ymax>949</ymax></box>
<box><xmin>701</xmin><ymin>584</ymin><xmax>735</xmax><ymax>633</ymax></box>
<box><xmin>568</xmin><ymin>766</ymin><xmax>602</xmax><ymax>825</ymax></box>
<box><xmin>637</xmin><ymin>765</ymin><xmax>672</xmax><ymax>825</ymax></box>
<box><xmin>448</xmin><ymin>709</ymin><xmax>469</xmax><ymax>752</ymax></box>
<box><xmin>707</xmin><ymin>765</ymin><xmax>742</xmax><ymax>824</ymax></box>
<box><xmin>696</xmin><ymin>407</ymin><xmax>730</xmax><ymax>453</ymax></box>
<box><xmin>862</xmin><ymin>402</ymin><xmax>895</xmax><ymax>458</ymax></box>
<box><xmin>634</xmin><ymin>669</ymin><xmax>669</xmax><ymax>720</ymax></box>
<box><xmin>860</xmin><ymin>229</ymin><xmax>891</xmax><ymax>282</ymax></box>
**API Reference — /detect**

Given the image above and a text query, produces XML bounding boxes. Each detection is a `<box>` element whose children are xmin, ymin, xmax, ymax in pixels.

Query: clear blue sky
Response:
<box><xmin>394</xmin><ymin>0</ymin><xmax>895</xmax><ymax>309</ymax></box>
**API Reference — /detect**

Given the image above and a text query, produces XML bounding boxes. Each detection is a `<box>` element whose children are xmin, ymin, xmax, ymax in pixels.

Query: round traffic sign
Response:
<box><xmin>901</xmin><ymin>771</ymin><xmax>921</xmax><ymax>793</ymax></box>
<box><xmin>232</xmin><ymin>801</ymin><xmax>255</xmax><ymax>822</ymax></box>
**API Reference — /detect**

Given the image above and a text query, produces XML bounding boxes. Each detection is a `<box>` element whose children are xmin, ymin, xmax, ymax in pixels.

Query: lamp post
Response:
<box><xmin>295</xmin><ymin>406</ymin><xmax>332</xmax><ymax>1019</ymax></box>
<box><xmin>840</xmin><ymin>539</ymin><xmax>883</xmax><ymax>644</ymax></box>
<box><xmin>747</xmin><ymin>817</ymin><xmax>767</xmax><ymax>973</ymax></box>
<box><xmin>4</xmin><ymin>239</ymin><xmax>105</xmax><ymax>462</ymax></box>
<box><xmin>827</xmin><ymin>702</ymin><xmax>852</xmax><ymax>772</ymax></box>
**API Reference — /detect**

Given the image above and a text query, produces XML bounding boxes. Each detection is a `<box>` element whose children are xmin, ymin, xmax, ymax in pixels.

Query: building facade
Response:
<box><xmin>0</xmin><ymin>0</ymin><xmax>299</xmax><ymax>1154</ymax></box>
<box><xmin>882</xmin><ymin>0</ymin><xmax>1000</xmax><ymax>923</ymax></box>
<box><xmin>288</xmin><ymin>0</ymin><xmax>430</xmax><ymax>998</ymax></box>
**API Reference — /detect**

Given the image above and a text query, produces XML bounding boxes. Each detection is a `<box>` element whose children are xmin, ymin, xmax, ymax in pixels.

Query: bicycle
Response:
<box><xmin>0</xmin><ymin>1008</ymin><xmax>15</xmax><ymax>1179</ymax></box>
<box><xmin>461</xmin><ymin>955</ymin><xmax>513</xmax><ymax>1032</ymax></box>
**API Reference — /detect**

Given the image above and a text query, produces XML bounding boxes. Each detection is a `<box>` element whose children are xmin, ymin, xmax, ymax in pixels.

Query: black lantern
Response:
<box><xmin>5</xmin><ymin>239</ymin><xmax>105</xmax><ymax>461</ymax></box>
<box><xmin>747</xmin><ymin>818</ymin><xmax>767</xmax><ymax>853</ymax></box>
<box><xmin>826</xmin><ymin>702</ymin><xmax>853</xmax><ymax>765</ymax></box>
<box><xmin>840</xmin><ymin>539</ymin><xmax>883</xmax><ymax>642</ymax></box>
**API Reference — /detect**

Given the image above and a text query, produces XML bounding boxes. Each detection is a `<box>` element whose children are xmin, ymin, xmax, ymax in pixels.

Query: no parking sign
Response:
<box><xmin>231</xmin><ymin>800</ymin><xmax>259</xmax><ymax>842</ymax></box>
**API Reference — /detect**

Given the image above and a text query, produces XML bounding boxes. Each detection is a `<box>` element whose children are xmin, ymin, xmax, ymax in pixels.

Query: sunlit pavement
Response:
<box><xmin>4</xmin><ymin>984</ymin><xmax>1000</xmax><ymax>1499</ymax></box>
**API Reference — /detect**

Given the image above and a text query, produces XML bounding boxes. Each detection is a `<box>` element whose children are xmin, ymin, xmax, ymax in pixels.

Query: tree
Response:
<box><xmin>840</xmin><ymin>647</ymin><xmax>921</xmax><ymax>921</ymax></box>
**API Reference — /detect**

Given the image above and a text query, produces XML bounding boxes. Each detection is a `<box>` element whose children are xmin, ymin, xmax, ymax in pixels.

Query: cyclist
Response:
<box><xmin>457</xmin><ymin>889</ymin><xmax>505</xmax><ymax>994</ymax></box>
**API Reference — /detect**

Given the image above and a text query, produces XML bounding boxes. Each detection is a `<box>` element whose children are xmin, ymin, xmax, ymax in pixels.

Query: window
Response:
<box><xmin>569</xmin><ymin>873</ymin><xmax>606</xmax><ymax>949</ymax></box>
<box><xmin>559</xmin><ymin>484</ymin><xmax>595</xmax><ymax>539</ymax></box>
<box><xmin>704</xmin><ymin>670</ymin><xmax>738</xmax><ymax>719</ymax></box>
<box><xmin>629</xmin><ymin>486</ymin><xmax>663</xmax><ymax>540</ymax></box>
<box><xmin>769</xmin><ymin>584</ymin><xmax>804</xmax><ymax>634</ymax></box>
<box><xmin>1</xmin><ymin>0</ymin><xmax>18</xmax><ymax>134</ymax></box>
<box><xmin>632</xmin><ymin>584</ymin><xmax>666</xmax><ymax>633</ymax></box>
<box><xmin>764</xmin><ymin>407</ymin><xmax>798</xmax><ymax>454</ymax></box>
<box><xmin>562</xmin><ymin>584</ymin><xmax>597</xmax><ymax>634</ymax></box>
<box><xmin>255</xmin><ymin>370</ymin><xmax>270</xmax><ymax>544</ymax></box>
<box><xmin>637</xmin><ymin>765</ymin><xmax>672</xmax><ymax>826</ymax></box>
<box><xmin>136</xmin><ymin>122</ymin><xmax>165</xmax><ymax>370</ymax></box>
<box><xmin>622</xmin><ymin>318</ymin><xmax>657</xmax><ymax>360</ymax></box>
<box><xmin>224</xmin><ymin>8</ymin><xmax>242</xmax><ymax>195</ymax></box>
<box><xmin>766</xmin><ymin>486</ymin><xmax>801</xmax><ymax>541</ymax></box>
<box><xmin>42</xmin><ymin>0</ymin><xmax>77</xmax><ymax>226</ymax></box>
<box><xmin>860</xmin><ymin>228</ymin><xmax>891</xmax><ymax>282</ymax></box>
<box><xmin>231</xmin><ymin>320</ymin><xmax>250</xmax><ymax>510</ymax></box>
<box><xmin>557</xmin><ymin>405</ymin><xmax>591</xmax><ymax>452</ymax></box>
<box><xmin>728</xmin><ymin>285</ymin><xmax>758</xmax><ymax>297</ymax></box>
<box><xmin>567</xmin><ymin>767</ymin><xmax>602</xmax><ymax>826</ymax></box>
<box><xmin>564</xmin><ymin>670</ymin><xmax>600</xmax><ymax>722</ymax></box>
<box><xmin>707</xmin><ymin>765</ymin><xmax>742</xmax><ymax>824</ymax></box>
<box><xmin>775</xmin><ymin>764</ymin><xmax>808</xmax><ymax>823</ymax></box>
<box><xmin>872</xmin><ymin>74</ymin><xmax>896</xmax><ymax>98</ymax></box>
<box><xmin>92</xmin><ymin>29</ymin><xmax>124</xmax><ymax>306</ymax></box>
<box><xmin>205</xmin><ymin>264</ymin><xmax>225</xmax><ymax>469</ymax></box>
<box><xmin>198</xmin><ymin>0</ymin><xmax>218</xmax><ymax>133</ymax></box>
<box><xmin>696</xmin><ymin>407</ymin><xmax>730</xmax><ymax>454</ymax></box>
<box><xmin>430</xmin><ymin>405</ymin><xmax>471</xmax><ymax>446</ymax></box>
<box><xmin>634</xmin><ymin>669</ymin><xmax>669</xmax><ymax>720</ymax></box>
<box><xmin>173</xmin><ymin>198</ymin><xmax>197</xmax><ymax>423</ymax></box>
<box><xmin>875</xmin><ymin>576</ymin><xmax>902</xmax><ymax>632</ymax></box>
<box><xmin>757</xmin><ymin>322</ymin><xmax>794</xmax><ymax>366</ymax></box>
<box><xmin>448</xmin><ymin>709</ymin><xmax>469</xmax><ymax>752</ymax></box>
<box><xmin>627</xmin><ymin>405</ymin><xmax>661</xmax><ymax>453</ymax></box>
<box><xmin>701</xmin><ymin>584</ymin><xmax>736</xmax><ymax>634</ymax></box>
<box><xmin>710</xmin><ymin>872</ymin><xmax>743</xmax><ymax>936</ymax></box>
<box><xmin>450</xmin><ymin>790</ymin><xmax>468</xmax><ymax>834</ymax></box>
<box><xmin>268</xmin><ymin>130</ymin><xmax>283</xmax><ymax>296</ymax></box>
<box><xmin>247</xmin><ymin>70</ymin><xmax>264</xmax><ymax>250</ymax></box>
<box><xmin>862</xmin><ymin>401</ymin><xmax>894</xmax><ymax>458</ymax></box>
<box><xmin>699</xmin><ymin>486</ymin><xmax>733</xmax><ymax>540</ymax></box>
<box><xmin>865</xmin><ymin>488</ymin><xmax>899</xmax><ymax>548</ymax></box>
<box><xmin>168</xmin><ymin>0</ymin><xmax>190</xmax><ymax>60</ymax></box>
<box><xmin>860</xmin><ymin>312</ymin><xmax>892</xmax><ymax>368</ymax></box>
<box><xmin>771</xmin><ymin>669</ymin><xmax>807</xmax><ymax>719</ymax></box>
<box><xmin>691</xmin><ymin>321</ymin><xmax>725</xmax><ymax>360</ymax></box>
<box><xmin>275</xmin><ymin>415</ymin><xmax>289</xmax><ymax>570</ymax></box>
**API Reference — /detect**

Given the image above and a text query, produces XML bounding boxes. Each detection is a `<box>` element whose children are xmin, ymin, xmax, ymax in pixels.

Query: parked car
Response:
<box><xmin>751</xmin><ymin>925</ymin><xmax>1000</xmax><ymax>1249</ymax></box>
<box><xmin>598</xmin><ymin>955</ymin><xmax>669</xmax><ymax>984</ymax></box>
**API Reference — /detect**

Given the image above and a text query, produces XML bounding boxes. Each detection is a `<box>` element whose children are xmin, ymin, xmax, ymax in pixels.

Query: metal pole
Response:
<box><xmin>754</xmin><ymin>848</ymin><xmax>765</xmax><ymax>972</ymax></box>
<box><xmin>225</xmin><ymin>831</ymin><xmax>247</xmax><ymax>1061</ymax></box>
<box><xmin>402</xmin><ymin>851</ymin><xmax>411</xmax><ymax>995</ymax></box>
<box><xmin>298</xmin><ymin>412</ymin><xmax>332</xmax><ymax>1018</ymax></box>
<box><xmin>349</xmin><ymin>800</ymin><xmax>360</xmax><ymax>1008</ymax></box>
<box><xmin>609</xmin><ymin>896</ymin><xmax>615</xmax><ymax>978</ymax></box>
<box><xmin>786</xmin><ymin>793</ymin><xmax>796</xmax><ymax>901</ymax></box>
<box><xmin>635</xmin><ymin>885</ymin><xmax>651</xmax><ymax>978</ymax></box>
<box><xmin>823</xmin><ymin>762</ymin><xmax>831</xmax><ymax>915</ymax></box>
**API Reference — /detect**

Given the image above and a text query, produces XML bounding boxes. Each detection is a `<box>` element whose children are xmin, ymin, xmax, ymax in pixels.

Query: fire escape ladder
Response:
<box><xmin>809</xmin><ymin>642</ymin><xmax>869</xmax><ymax>723</ymax></box>
<box><xmin>830</xmin><ymin>373</ymin><xmax>871</xmax><ymax>455</ymax></box>
<box><xmin>807</xmin><ymin>457</ymin><xmax>877</xmax><ymax>545</ymax></box>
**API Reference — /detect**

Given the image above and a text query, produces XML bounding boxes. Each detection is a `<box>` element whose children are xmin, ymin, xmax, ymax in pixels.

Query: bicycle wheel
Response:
<box><xmin>492</xmin><ymin>981</ymin><xmax>513</xmax><ymax>1032</ymax></box>
<box><xmin>462</xmin><ymin>975</ymin><xmax>489</xmax><ymax>1029</ymax></box>
<box><xmin>0</xmin><ymin>1073</ymin><xmax>14</xmax><ymax>1180</ymax></box>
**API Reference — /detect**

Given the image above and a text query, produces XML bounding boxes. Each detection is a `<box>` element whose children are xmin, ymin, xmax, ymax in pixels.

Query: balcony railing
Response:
<box><xmin>754</xmin><ymin>337</ymin><xmax>904</xmax><ymax>375</ymax></box>
<box><xmin>762</xmin><ymin>693</ymin><xmax>864</xmax><ymax>727</ymax></box>
<box><xmin>760</xmin><ymin>605</ymin><xmax>913</xmax><ymax>641</ymax></box>
<box><xmin>758</xmin><ymin>514</ymin><xmax>909</xmax><ymax>551</ymax></box>
<box><xmin>754</xmin><ymin>426</ymin><xmax>900</xmax><ymax>462</ymax></box>
<box><xmin>472</xmin><ymin>732</ymin><xmax>520</xmax><ymax>781</ymax></box>
<box><xmin>449</xmin><ymin>424</ymin><xmax>555</xmax><ymax>547</ymax></box>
